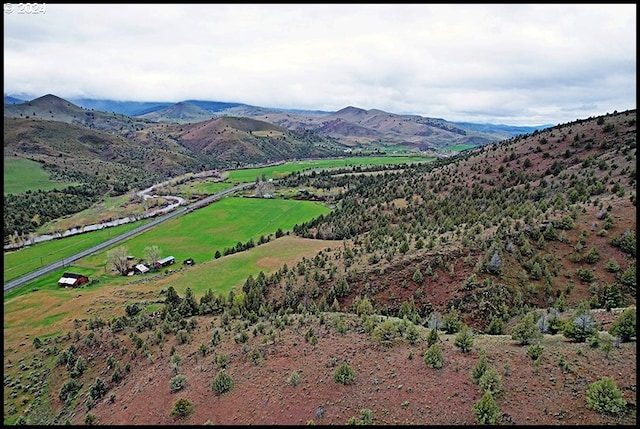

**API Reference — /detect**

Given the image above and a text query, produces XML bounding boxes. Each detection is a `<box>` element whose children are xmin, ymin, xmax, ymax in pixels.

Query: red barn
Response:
<box><xmin>57</xmin><ymin>272</ymin><xmax>89</xmax><ymax>288</ymax></box>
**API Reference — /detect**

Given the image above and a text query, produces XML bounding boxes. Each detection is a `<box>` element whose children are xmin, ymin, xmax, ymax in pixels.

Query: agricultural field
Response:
<box><xmin>3</xmin><ymin>157</ymin><xmax>76</xmax><ymax>195</ymax></box>
<box><xmin>3</xmin><ymin>235</ymin><xmax>338</xmax><ymax>342</ymax></box>
<box><xmin>3</xmin><ymin>220</ymin><xmax>151</xmax><ymax>284</ymax></box>
<box><xmin>6</xmin><ymin>155</ymin><xmax>420</xmax><ymax>291</ymax></box>
<box><xmin>4</xmin><ymin>195</ymin><xmax>332</xmax><ymax>298</ymax></box>
<box><xmin>445</xmin><ymin>143</ymin><xmax>477</xmax><ymax>152</ymax></box>
<box><xmin>226</xmin><ymin>155</ymin><xmax>433</xmax><ymax>183</ymax></box>
<box><xmin>172</xmin><ymin>179</ymin><xmax>231</xmax><ymax>198</ymax></box>
<box><xmin>78</xmin><ymin>196</ymin><xmax>331</xmax><ymax>271</ymax></box>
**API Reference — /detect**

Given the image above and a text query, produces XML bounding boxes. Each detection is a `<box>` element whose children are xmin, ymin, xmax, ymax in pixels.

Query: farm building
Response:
<box><xmin>58</xmin><ymin>272</ymin><xmax>89</xmax><ymax>288</ymax></box>
<box><xmin>154</xmin><ymin>256</ymin><xmax>176</xmax><ymax>269</ymax></box>
<box><xmin>134</xmin><ymin>264</ymin><xmax>150</xmax><ymax>274</ymax></box>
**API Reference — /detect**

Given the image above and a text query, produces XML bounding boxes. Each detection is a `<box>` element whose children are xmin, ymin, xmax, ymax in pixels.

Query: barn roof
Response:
<box><xmin>135</xmin><ymin>264</ymin><xmax>149</xmax><ymax>273</ymax></box>
<box><xmin>58</xmin><ymin>272</ymin><xmax>87</xmax><ymax>284</ymax></box>
<box><xmin>157</xmin><ymin>256</ymin><xmax>175</xmax><ymax>264</ymax></box>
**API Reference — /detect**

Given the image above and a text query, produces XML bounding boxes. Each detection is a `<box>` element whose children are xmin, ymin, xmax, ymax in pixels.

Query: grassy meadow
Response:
<box><xmin>77</xmin><ymin>196</ymin><xmax>331</xmax><ymax>268</ymax></box>
<box><xmin>4</xmin><ymin>155</ymin><xmax>434</xmax><ymax>292</ymax></box>
<box><xmin>446</xmin><ymin>143</ymin><xmax>477</xmax><ymax>152</ymax></box>
<box><xmin>4</xmin><ymin>196</ymin><xmax>331</xmax><ymax>298</ymax></box>
<box><xmin>3</xmin><ymin>234</ymin><xmax>340</xmax><ymax>354</ymax></box>
<box><xmin>174</xmin><ymin>179</ymin><xmax>231</xmax><ymax>196</ymax></box>
<box><xmin>4</xmin><ymin>156</ymin><xmax>76</xmax><ymax>195</ymax></box>
<box><xmin>226</xmin><ymin>155</ymin><xmax>432</xmax><ymax>183</ymax></box>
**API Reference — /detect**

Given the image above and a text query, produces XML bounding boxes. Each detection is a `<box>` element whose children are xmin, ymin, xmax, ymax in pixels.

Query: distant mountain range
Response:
<box><xmin>4</xmin><ymin>94</ymin><xmax>550</xmax><ymax>151</ymax></box>
<box><xmin>3</xmin><ymin>94</ymin><xmax>346</xmax><ymax>183</ymax></box>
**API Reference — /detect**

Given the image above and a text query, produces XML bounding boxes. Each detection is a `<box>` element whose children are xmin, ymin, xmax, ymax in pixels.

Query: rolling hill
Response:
<box><xmin>135</xmin><ymin>102</ymin><xmax>543</xmax><ymax>150</ymax></box>
<box><xmin>5</xmin><ymin>93</ymin><xmax>547</xmax><ymax>151</ymax></box>
<box><xmin>3</xmin><ymin>94</ymin><xmax>348</xmax><ymax>179</ymax></box>
<box><xmin>2</xmin><ymin>107</ymin><xmax>636</xmax><ymax>426</ymax></box>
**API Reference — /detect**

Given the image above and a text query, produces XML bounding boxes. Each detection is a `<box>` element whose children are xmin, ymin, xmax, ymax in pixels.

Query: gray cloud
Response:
<box><xmin>3</xmin><ymin>4</ymin><xmax>636</xmax><ymax>125</ymax></box>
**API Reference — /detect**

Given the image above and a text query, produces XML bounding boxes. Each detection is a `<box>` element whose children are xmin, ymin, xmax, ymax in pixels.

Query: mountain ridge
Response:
<box><xmin>5</xmin><ymin>94</ymin><xmax>549</xmax><ymax>148</ymax></box>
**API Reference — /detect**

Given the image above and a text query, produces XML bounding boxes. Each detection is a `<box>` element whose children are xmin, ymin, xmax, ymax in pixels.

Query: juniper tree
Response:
<box><xmin>426</xmin><ymin>328</ymin><xmax>440</xmax><ymax>347</ymax></box>
<box><xmin>586</xmin><ymin>376</ymin><xmax>627</xmax><ymax>415</ymax></box>
<box><xmin>608</xmin><ymin>307</ymin><xmax>636</xmax><ymax>342</ymax></box>
<box><xmin>472</xmin><ymin>391</ymin><xmax>501</xmax><ymax>424</ymax></box>
<box><xmin>405</xmin><ymin>322</ymin><xmax>420</xmax><ymax>345</ymax></box>
<box><xmin>486</xmin><ymin>316</ymin><xmax>504</xmax><ymax>335</ymax></box>
<box><xmin>412</xmin><ymin>267</ymin><xmax>423</xmax><ymax>283</ymax></box>
<box><xmin>211</xmin><ymin>370</ymin><xmax>233</xmax><ymax>394</ymax></box>
<box><xmin>472</xmin><ymin>349</ymin><xmax>489</xmax><ymax>384</ymax></box>
<box><xmin>442</xmin><ymin>307</ymin><xmax>462</xmax><ymax>334</ymax></box>
<box><xmin>511</xmin><ymin>312</ymin><xmax>542</xmax><ymax>345</ymax></box>
<box><xmin>478</xmin><ymin>367</ymin><xmax>503</xmax><ymax>397</ymax></box>
<box><xmin>454</xmin><ymin>324</ymin><xmax>474</xmax><ymax>352</ymax></box>
<box><xmin>170</xmin><ymin>397</ymin><xmax>194</xmax><ymax>418</ymax></box>
<box><xmin>563</xmin><ymin>310</ymin><xmax>596</xmax><ymax>343</ymax></box>
<box><xmin>423</xmin><ymin>343</ymin><xmax>444</xmax><ymax>369</ymax></box>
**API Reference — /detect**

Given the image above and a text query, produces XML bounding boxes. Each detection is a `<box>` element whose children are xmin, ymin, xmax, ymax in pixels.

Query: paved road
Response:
<box><xmin>3</xmin><ymin>183</ymin><xmax>254</xmax><ymax>293</ymax></box>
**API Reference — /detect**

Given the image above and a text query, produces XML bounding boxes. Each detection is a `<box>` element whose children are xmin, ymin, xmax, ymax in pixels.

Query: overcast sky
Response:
<box><xmin>4</xmin><ymin>4</ymin><xmax>636</xmax><ymax>125</ymax></box>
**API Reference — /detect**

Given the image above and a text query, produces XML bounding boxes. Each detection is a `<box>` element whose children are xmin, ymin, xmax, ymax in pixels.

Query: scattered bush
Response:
<box><xmin>478</xmin><ymin>367</ymin><xmax>504</xmax><ymax>397</ymax></box>
<box><xmin>84</xmin><ymin>413</ymin><xmax>97</xmax><ymax>425</ymax></box>
<box><xmin>334</xmin><ymin>361</ymin><xmax>356</xmax><ymax>385</ymax></box>
<box><xmin>526</xmin><ymin>343</ymin><xmax>544</xmax><ymax>361</ymax></box>
<box><xmin>170</xmin><ymin>374</ymin><xmax>188</xmax><ymax>392</ymax></box>
<box><xmin>608</xmin><ymin>307</ymin><xmax>636</xmax><ymax>342</ymax></box>
<box><xmin>472</xmin><ymin>349</ymin><xmax>489</xmax><ymax>384</ymax></box>
<box><xmin>472</xmin><ymin>391</ymin><xmax>501</xmax><ymax>424</ymax></box>
<box><xmin>511</xmin><ymin>312</ymin><xmax>543</xmax><ymax>345</ymax></box>
<box><xmin>170</xmin><ymin>397</ymin><xmax>194</xmax><ymax>419</ymax></box>
<box><xmin>87</xmin><ymin>377</ymin><xmax>108</xmax><ymax>402</ymax></box>
<box><xmin>563</xmin><ymin>311</ymin><xmax>597</xmax><ymax>343</ymax></box>
<box><xmin>346</xmin><ymin>408</ymin><xmax>373</xmax><ymax>425</ymax></box>
<box><xmin>423</xmin><ymin>343</ymin><xmax>444</xmax><ymax>369</ymax></box>
<box><xmin>211</xmin><ymin>370</ymin><xmax>233</xmax><ymax>395</ymax></box>
<box><xmin>586</xmin><ymin>377</ymin><xmax>627</xmax><ymax>415</ymax></box>
<box><xmin>59</xmin><ymin>379</ymin><xmax>81</xmax><ymax>403</ymax></box>
<box><xmin>426</xmin><ymin>328</ymin><xmax>440</xmax><ymax>347</ymax></box>
<box><xmin>288</xmin><ymin>370</ymin><xmax>300</xmax><ymax>387</ymax></box>
<box><xmin>454</xmin><ymin>325</ymin><xmax>474</xmax><ymax>352</ymax></box>
<box><xmin>372</xmin><ymin>319</ymin><xmax>399</xmax><ymax>347</ymax></box>
<box><xmin>486</xmin><ymin>317</ymin><xmax>504</xmax><ymax>335</ymax></box>
<box><xmin>405</xmin><ymin>322</ymin><xmax>420</xmax><ymax>345</ymax></box>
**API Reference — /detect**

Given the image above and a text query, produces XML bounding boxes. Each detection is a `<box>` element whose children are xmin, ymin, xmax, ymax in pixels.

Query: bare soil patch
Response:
<box><xmin>79</xmin><ymin>312</ymin><xmax>636</xmax><ymax>426</ymax></box>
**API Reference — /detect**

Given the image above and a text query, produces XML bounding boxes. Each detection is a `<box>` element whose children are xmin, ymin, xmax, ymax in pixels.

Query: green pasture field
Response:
<box><xmin>446</xmin><ymin>144</ymin><xmax>477</xmax><ymax>152</ymax></box>
<box><xmin>73</xmin><ymin>196</ymin><xmax>331</xmax><ymax>276</ymax></box>
<box><xmin>176</xmin><ymin>179</ymin><xmax>231</xmax><ymax>196</ymax></box>
<box><xmin>3</xmin><ymin>220</ymin><xmax>151</xmax><ymax>284</ymax></box>
<box><xmin>226</xmin><ymin>155</ymin><xmax>432</xmax><ymax>183</ymax></box>
<box><xmin>3</xmin><ymin>157</ymin><xmax>76</xmax><ymax>195</ymax></box>
<box><xmin>4</xmin><ymin>197</ymin><xmax>330</xmax><ymax>301</ymax></box>
<box><xmin>4</xmin><ymin>155</ymin><xmax>427</xmax><ymax>299</ymax></box>
<box><xmin>3</xmin><ymin>235</ymin><xmax>334</xmax><ymax>347</ymax></box>
<box><xmin>119</xmin><ymin>235</ymin><xmax>336</xmax><ymax>299</ymax></box>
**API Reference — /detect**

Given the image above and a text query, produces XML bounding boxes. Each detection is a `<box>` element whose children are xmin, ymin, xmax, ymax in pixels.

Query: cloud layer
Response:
<box><xmin>4</xmin><ymin>4</ymin><xmax>636</xmax><ymax>125</ymax></box>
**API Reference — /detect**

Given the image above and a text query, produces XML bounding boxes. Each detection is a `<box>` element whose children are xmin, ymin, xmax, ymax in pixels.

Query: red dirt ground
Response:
<box><xmin>78</xmin><ymin>309</ymin><xmax>635</xmax><ymax>426</ymax></box>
